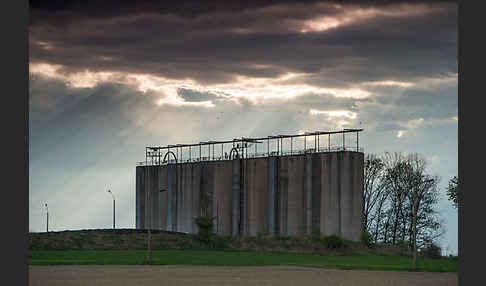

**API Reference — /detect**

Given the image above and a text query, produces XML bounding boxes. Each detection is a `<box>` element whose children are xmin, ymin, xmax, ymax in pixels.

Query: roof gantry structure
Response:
<box><xmin>141</xmin><ymin>128</ymin><xmax>363</xmax><ymax>166</ymax></box>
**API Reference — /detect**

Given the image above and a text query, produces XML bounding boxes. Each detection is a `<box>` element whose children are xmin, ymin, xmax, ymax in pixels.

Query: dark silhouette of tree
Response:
<box><xmin>446</xmin><ymin>176</ymin><xmax>459</xmax><ymax>209</ymax></box>
<box><xmin>363</xmin><ymin>152</ymin><xmax>444</xmax><ymax>259</ymax></box>
<box><xmin>363</xmin><ymin>154</ymin><xmax>386</xmax><ymax>233</ymax></box>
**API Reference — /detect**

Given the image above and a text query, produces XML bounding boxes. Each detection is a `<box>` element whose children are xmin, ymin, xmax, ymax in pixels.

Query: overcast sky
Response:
<box><xmin>28</xmin><ymin>0</ymin><xmax>457</xmax><ymax>254</ymax></box>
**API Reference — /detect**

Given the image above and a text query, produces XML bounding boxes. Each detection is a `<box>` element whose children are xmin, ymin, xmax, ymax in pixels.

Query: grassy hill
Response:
<box><xmin>28</xmin><ymin>229</ymin><xmax>458</xmax><ymax>272</ymax></box>
<box><xmin>29</xmin><ymin>229</ymin><xmax>402</xmax><ymax>254</ymax></box>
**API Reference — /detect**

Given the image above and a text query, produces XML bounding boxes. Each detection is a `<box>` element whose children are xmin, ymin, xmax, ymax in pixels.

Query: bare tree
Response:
<box><xmin>371</xmin><ymin>190</ymin><xmax>390</xmax><ymax>243</ymax></box>
<box><xmin>382</xmin><ymin>152</ymin><xmax>409</xmax><ymax>245</ymax></box>
<box><xmin>363</xmin><ymin>154</ymin><xmax>386</xmax><ymax>233</ymax></box>
<box><xmin>365</xmin><ymin>152</ymin><xmax>443</xmax><ymax>256</ymax></box>
<box><xmin>402</xmin><ymin>154</ymin><xmax>434</xmax><ymax>268</ymax></box>
<box><xmin>446</xmin><ymin>176</ymin><xmax>459</xmax><ymax>209</ymax></box>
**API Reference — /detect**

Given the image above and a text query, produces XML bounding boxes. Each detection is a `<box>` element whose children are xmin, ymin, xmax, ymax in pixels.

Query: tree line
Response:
<box><xmin>363</xmin><ymin>152</ymin><xmax>447</xmax><ymax>254</ymax></box>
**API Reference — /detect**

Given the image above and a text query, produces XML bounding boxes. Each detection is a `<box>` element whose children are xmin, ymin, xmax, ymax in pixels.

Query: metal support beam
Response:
<box><xmin>290</xmin><ymin>137</ymin><xmax>293</xmax><ymax>155</ymax></box>
<box><xmin>143</xmin><ymin>129</ymin><xmax>363</xmax><ymax>164</ymax></box>
<box><xmin>343</xmin><ymin>131</ymin><xmax>345</xmax><ymax>150</ymax></box>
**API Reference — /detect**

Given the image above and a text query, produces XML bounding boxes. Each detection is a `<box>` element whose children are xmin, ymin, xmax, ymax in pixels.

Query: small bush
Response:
<box><xmin>255</xmin><ymin>232</ymin><xmax>270</xmax><ymax>249</ymax></box>
<box><xmin>311</xmin><ymin>229</ymin><xmax>322</xmax><ymax>243</ymax></box>
<box><xmin>360</xmin><ymin>231</ymin><xmax>373</xmax><ymax>248</ymax></box>
<box><xmin>210</xmin><ymin>235</ymin><xmax>231</xmax><ymax>249</ymax></box>
<box><xmin>421</xmin><ymin>243</ymin><xmax>442</xmax><ymax>259</ymax></box>
<box><xmin>323</xmin><ymin>234</ymin><xmax>345</xmax><ymax>249</ymax></box>
<box><xmin>195</xmin><ymin>216</ymin><xmax>215</xmax><ymax>246</ymax></box>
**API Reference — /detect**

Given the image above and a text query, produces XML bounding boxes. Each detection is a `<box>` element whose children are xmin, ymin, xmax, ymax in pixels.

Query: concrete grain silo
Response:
<box><xmin>136</xmin><ymin>129</ymin><xmax>364</xmax><ymax>241</ymax></box>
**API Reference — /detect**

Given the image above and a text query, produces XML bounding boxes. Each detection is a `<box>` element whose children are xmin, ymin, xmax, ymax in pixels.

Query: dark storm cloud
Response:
<box><xmin>177</xmin><ymin>88</ymin><xmax>220</xmax><ymax>102</ymax></box>
<box><xmin>28</xmin><ymin>1</ymin><xmax>458</xmax><ymax>253</ymax></box>
<box><xmin>29</xmin><ymin>0</ymin><xmax>457</xmax><ymax>87</ymax></box>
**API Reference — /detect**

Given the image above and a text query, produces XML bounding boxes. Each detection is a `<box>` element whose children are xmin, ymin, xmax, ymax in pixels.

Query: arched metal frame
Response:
<box><xmin>162</xmin><ymin>150</ymin><xmax>179</xmax><ymax>232</ymax></box>
<box><xmin>163</xmin><ymin>151</ymin><xmax>178</xmax><ymax>164</ymax></box>
<box><xmin>229</xmin><ymin>147</ymin><xmax>240</xmax><ymax>160</ymax></box>
<box><xmin>142</xmin><ymin>129</ymin><xmax>364</xmax><ymax>165</ymax></box>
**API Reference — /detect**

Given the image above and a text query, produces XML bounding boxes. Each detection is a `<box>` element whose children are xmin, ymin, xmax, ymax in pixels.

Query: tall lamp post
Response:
<box><xmin>107</xmin><ymin>190</ymin><xmax>115</xmax><ymax>230</ymax></box>
<box><xmin>45</xmin><ymin>203</ymin><xmax>49</xmax><ymax>233</ymax></box>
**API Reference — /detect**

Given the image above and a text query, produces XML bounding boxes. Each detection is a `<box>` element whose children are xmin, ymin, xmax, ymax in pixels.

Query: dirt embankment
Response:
<box><xmin>29</xmin><ymin>229</ymin><xmax>411</xmax><ymax>256</ymax></box>
<box><xmin>29</xmin><ymin>229</ymin><xmax>193</xmax><ymax>250</ymax></box>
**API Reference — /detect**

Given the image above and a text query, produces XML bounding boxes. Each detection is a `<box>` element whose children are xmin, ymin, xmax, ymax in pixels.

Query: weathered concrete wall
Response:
<box><xmin>278</xmin><ymin>157</ymin><xmax>288</xmax><ymax>235</ymax></box>
<box><xmin>143</xmin><ymin>166</ymin><xmax>159</xmax><ymax>229</ymax></box>
<box><xmin>335</xmin><ymin>152</ymin><xmax>364</xmax><ymax>241</ymax></box>
<box><xmin>311</xmin><ymin>153</ymin><xmax>322</xmax><ymax>234</ymax></box>
<box><xmin>157</xmin><ymin>165</ymin><xmax>167</xmax><ymax>230</ymax></box>
<box><xmin>243</xmin><ymin>157</ymin><xmax>268</xmax><ymax>236</ymax></box>
<box><xmin>304</xmin><ymin>155</ymin><xmax>312</xmax><ymax>234</ymax></box>
<box><xmin>151</xmin><ymin>167</ymin><xmax>160</xmax><ymax>230</ymax></box>
<box><xmin>320</xmin><ymin>152</ymin><xmax>340</xmax><ymax>237</ymax></box>
<box><xmin>135</xmin><ymin>166</ymin><xmax>145</xmax><ymax>229</ymax></box>
<box><xmin>178</xmin><ymin>164</ymin><xmax>194</xmax><ymax>233</ymax></box>
<box><xmin>136</xmin><ymin>151</ymin><xmax>363</xmax><ymax>241</ymax></box>
<box><xmin>211</xmin><ymin>161</ymin><xmax>233</xmax><ymax>236</ymax></box>
<box><xmin>267</xmin><ymin>157</ymin><xmax>278</xmax><ymax>235</ymax></box>
<box><xmin>189</xmin><ymin>163</ymin><xmax>202</xmax><ymax>233</ymax></box>
<box><xmin>351</xmin><ymin>152</ymin><xmax>364</xmax><ymax>241</ymax></box>
<box><xmin>283</xmin><ymin>156</ymin><xmax>305</xmax><ymax>236</ymax></box>
<box><xmin>339</xmin><ymin>152</ymin><xmax>353</xmax><ymax>240</ymax></box>
<box><xmin>167</xmin><ymin>164</ymin><xmax>177</xmax><ymax>231</ymax></box>
<box><xmin>231</xmin><ymin>159</ymin><xmax>241</xmax><ymax>236</ymax></box>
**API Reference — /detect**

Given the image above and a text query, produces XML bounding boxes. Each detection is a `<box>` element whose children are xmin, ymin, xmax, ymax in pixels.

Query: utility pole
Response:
<box><xmin>107</xmin><ymin>190</ymin><xmax>115</xmax><ymax>230</ymax></box>
<box><xmin>45</xmin><ymin>203</ymin><xmax>49</xmax><ymax>233</ymax></box>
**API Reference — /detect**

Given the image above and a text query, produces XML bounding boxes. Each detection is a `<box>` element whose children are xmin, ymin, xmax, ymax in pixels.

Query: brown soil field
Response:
<box><xmin>29</xmin><ymin>265</ymin><xmax>457</xmax><ymax>286</ymax></box>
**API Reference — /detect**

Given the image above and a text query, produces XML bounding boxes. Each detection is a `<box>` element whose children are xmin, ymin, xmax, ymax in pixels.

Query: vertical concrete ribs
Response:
<box><xmin>136</xmin><ymin>129</ymin><xmax>364</xmax><ymax>241</ymax></box>
<box><xmin>136</xmin><ymin>151</ymin><xmax>364</xmax><ymax>241</ymax></box>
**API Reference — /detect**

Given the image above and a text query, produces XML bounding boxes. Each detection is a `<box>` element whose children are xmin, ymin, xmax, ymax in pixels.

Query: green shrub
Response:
<box><xmin>323</xmin><ymin>234</ymin><xmax>345</xmax><ymax>249</ymax></box>
<box><xmin>311</xmin><ymin>229</ymin><xmax>322</xmax><ymax>244</ymax></box>
<box><xmin>360</xmin><ymin>231</ymin><xmax>373</xmax><ymax>248</ymax></box>
<box><xmin>395</xmin><ymin>240</ymin><xmax>408</xmax><ymax>248</ymax></box>
<box><xmin>256</xmin><ymin>232</ymin><xmax>269</xmax><ymax>240</ymax></box>
<box><xmin>421</xmin><ymin>243</ymin><xmax>442</xmax><ymax>259</ymax></box>
<box><xmin>255</xmin><ymin>232</ymin><xmax>269</xmax><ymax>249</ymax></box>
<box><xmin>195</xmin><ymin>216</ymin><xmax>215</xmax><ymax>246</ymax></box>
<box><xmin>210</xmin><ymin>235</ymin><xmax>231</xmax><ymax>249</ymax></box>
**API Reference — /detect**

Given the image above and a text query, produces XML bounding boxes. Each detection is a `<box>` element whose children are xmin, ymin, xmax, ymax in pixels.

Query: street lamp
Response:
<box><xmin>45</xmin><ymin>203</ymin><xmax>49</xmax><ymax>233</ymax></box>
<box><xmin>107</xmin><ymin>190</ymin><xmax>115</xmax><ymax>230</ymax></box>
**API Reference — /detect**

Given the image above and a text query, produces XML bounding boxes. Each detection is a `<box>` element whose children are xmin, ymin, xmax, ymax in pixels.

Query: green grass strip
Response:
<box><xmin>29</xmin><ymin>250</ymin><xmax>457</xmax><ymax>272</ymax></box>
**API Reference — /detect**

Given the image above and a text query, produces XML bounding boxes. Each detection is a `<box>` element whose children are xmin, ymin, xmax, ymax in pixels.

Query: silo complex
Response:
<box><xmin>136</xmin><ymin>129</ymin><xmax>364</xmax><ymax>241</ymax></box>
